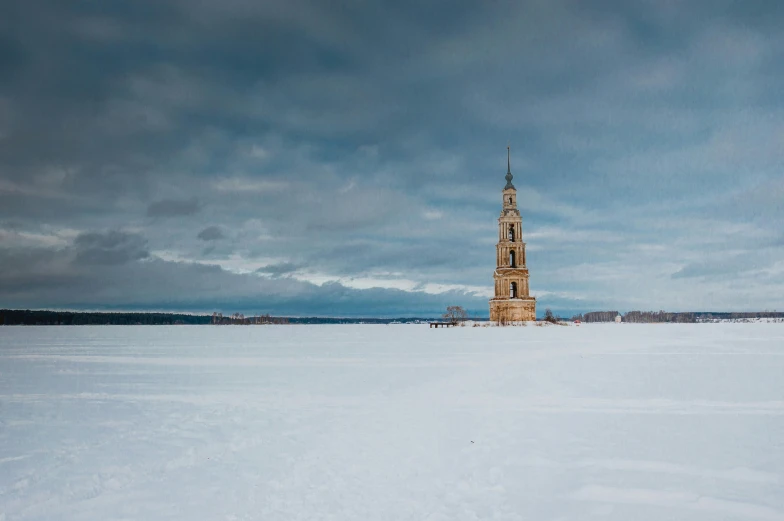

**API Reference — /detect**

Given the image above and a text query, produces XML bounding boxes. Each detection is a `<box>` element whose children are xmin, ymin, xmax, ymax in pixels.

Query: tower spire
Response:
<box><xmin>504</xmin><ymin>145</ymin><xmax>515</xmax><ymax>190</ymax></box>
<box><xmin>507</xmin><ymin>145</ymin><xmax>511</xmax><ymax>173</ymax></box>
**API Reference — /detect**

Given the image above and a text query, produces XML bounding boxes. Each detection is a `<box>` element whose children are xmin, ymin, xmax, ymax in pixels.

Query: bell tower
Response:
<box><xmin>489</xmin><ymin>147</ymin><xmax>536</xmax><ymax>323</ymax></box>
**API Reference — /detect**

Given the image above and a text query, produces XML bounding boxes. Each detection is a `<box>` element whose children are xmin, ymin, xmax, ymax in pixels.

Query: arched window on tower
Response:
<box><xmin>510</xmin><ymin>282</ymin><xmax>518</xmax><ymax>299</ymax></box>
<box><xmin>508</xmin><ymin>196</ymin><xmax>513</xmax><ymax>205</ymax></box>
<box><xmin>510</xmin><ymin>250</ymin><xmax>516</xmax><ymax>268</ymax></box>
<box><xmin>508</xmin><ymin>225</ymin><xmax>515</xmax><ymax>242</ymax></box>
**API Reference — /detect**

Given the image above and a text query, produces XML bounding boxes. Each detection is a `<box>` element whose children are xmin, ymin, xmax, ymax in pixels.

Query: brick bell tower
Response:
<box><xmin>489</xmin><ymin>147</ymin><xmax>536</xmax><ymax>323</ymax></box>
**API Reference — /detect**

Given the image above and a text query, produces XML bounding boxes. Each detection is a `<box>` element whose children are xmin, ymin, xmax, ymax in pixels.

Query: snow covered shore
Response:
<box><xmin>1</xmin><ymin>324</ymin><xmax>783</xmax><ymax>520</ymax></box>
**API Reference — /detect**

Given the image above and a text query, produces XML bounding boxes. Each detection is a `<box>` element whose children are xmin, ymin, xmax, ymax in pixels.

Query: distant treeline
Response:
<box><xmin>211</xmin><ymin>312</ymin><xmax>290</xmax><ymax>325</ymax></box>
<box><xmin>572</xmin><ymin>311</ymin><xmax>784</xmax><ymax>323</ymax></box>
<box><xmin>4</xmin><ymin>308</ymin><xmax>781</xmax><ymax>326</ymax></box>
<box><xmin>692</xmin><ymin>311</ymin><xmax>784</xmax><ymax>320</ymax></box>
<box><xmin>622</xmin><ymin>311</ymin><xmax>696</xmax><ymax>323</ymax></box>
<box><xmin>0</xmin><ymin>309</ymin><xmax>438</xmax><ymax>326</ymax></box>
<box><xmin>0</xmin><ymin>309</ymin><xmax>211</xmax><ymax>326</ymax></box>
<box><xmin>285</xmin><ymin>317</ymin><xmax>434</xmax><ymax>324</ymax></box>
<box><xmin>211</xmin><ymin>313</ymin><xmax>436</xmax><ymax>325</ymax></box>
<box><xmin>577</xmin><ymin>311</ymin><xmax>620</xmax><ymax>323</ymax></box>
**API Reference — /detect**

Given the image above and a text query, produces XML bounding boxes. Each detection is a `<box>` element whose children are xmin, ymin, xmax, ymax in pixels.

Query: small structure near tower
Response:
<box><xmin>490</xmin><ymin>147</ymin><xmax>536</xmax><ymax>323</ymax></box>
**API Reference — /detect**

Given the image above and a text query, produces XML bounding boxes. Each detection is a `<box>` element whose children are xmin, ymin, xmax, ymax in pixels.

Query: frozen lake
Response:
<box><xmin>1</xmin><ymin>324</ymin><xmax>783</xmax><ymax>520</ymax></box>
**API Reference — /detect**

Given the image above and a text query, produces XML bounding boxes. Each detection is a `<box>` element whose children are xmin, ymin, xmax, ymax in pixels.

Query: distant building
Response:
<box><xmin>489</xmin><ymin>147</ymin><xmax>536</xmax><ymax>323</ymax></box>
<box><xmin>615</xmin><ymin>314</ymin><xmax>622</xmax><ymax>323</ymax></box>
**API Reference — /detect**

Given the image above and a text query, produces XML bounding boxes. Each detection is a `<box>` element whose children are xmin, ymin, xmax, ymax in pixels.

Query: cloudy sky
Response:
<box><xmin>1</xmin><ymin>0</ymin><xmax>783</xmax><ymax>317</ymax></box>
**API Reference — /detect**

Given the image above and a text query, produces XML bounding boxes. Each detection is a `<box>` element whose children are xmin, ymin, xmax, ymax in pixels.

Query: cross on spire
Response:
<box><xmin>504</xmin><ymin>145</ymin><xmax>515</xmax><ymax>190</ymax></box>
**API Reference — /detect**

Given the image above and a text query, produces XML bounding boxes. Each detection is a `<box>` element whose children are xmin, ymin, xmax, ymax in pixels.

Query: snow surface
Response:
<box><xmin>1</xmin><ymin>323</ymin><xmax>783</xmax><ymax>521</ymax></box>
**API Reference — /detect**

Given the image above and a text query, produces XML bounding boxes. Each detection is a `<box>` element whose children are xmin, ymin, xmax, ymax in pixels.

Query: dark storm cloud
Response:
<box><xmin>1</xmin><ymin>0</ymin><xmax>784</xmax><ymax>315</ymax></box>
<box><xmin>256</xmin><ymin>262</ymin><xmax>302</xmax><ymax>277</ymax></box>
<box><xmin>147</xmin><ymin>198</ymin><xmax>201</xmax><ymax>218</ymax></box>
<box><xmin>197</xmin><ymin>226</ymin><xmax>225</xmax><ymax>241</ymax></box>
<box><xmin>73</xmin><ymin>230</ymin><xmax>150</xmax><ymax>265</ymax></box>
<box><xmin>0</xmin><ymin>246</ymin><xmax>59</xmax><ymax>279</ymax></box>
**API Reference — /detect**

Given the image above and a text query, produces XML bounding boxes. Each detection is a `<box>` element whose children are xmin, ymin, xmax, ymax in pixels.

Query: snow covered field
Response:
<box><xmin>1</xmin><ymin>324</ymin><xmax>783</xmax><ymax>521</ymax></box>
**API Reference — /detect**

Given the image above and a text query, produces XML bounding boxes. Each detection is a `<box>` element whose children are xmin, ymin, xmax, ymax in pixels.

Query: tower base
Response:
<box><xmin>490</xmin><ymin>298</ymin><xmax>536</xmax><ymax>323</ymax></box>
